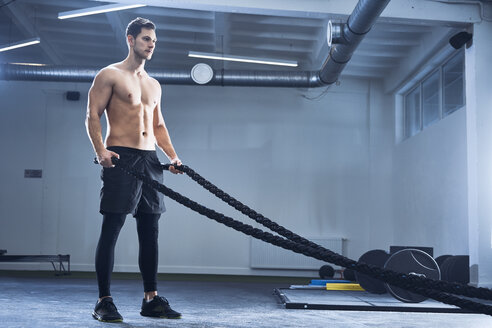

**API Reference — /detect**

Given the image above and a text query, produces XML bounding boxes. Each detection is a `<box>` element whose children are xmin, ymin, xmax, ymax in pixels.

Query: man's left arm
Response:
<box><xmin>153</xmin><ymin>84</ymin><xmax>182</xmax><ymax>174</ymax></box>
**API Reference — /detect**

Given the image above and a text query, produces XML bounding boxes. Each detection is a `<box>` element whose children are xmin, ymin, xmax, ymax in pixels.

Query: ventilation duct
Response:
<box><xmin>0</xmin><ymin>0</ymin><xmax>390</xmax><ymax>88</ymax></box>
<box><xmin>319</xmin><ymin>0</ymin><xmax>390</xmax><ymax>84</ymax></box>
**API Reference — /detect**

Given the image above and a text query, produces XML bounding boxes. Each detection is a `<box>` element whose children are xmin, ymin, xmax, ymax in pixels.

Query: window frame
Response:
<box><xmin>422</xmin><ymin>67</ymin><xmax>442</xmax><ymax>129</ymax></box>
<box><xmin>401</xmin><ymin>49</ymin><xmax>464</xmax><ymax>141</ymax></box>
<box><xmin>442</xmin><ymin>50</ymin><xmax>466</xmax><ymax>117</ymax></box>
<box><xmin>403</xmin><ymin>84</ymin><xmax>422</xmax><ymax>139</ymax></box>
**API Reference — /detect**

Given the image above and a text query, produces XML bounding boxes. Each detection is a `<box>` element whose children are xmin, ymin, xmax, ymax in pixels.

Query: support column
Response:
<box><xmin>466</xmin><ymin>20</ymin><xmax>492</xmax><ymax>287</ymax></box>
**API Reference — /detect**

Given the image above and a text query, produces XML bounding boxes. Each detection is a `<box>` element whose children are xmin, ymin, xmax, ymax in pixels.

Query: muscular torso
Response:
<box><xmin>105</xmin><ymin>65</ymin><xmax>160</xmax><ymax>150</ymax></box>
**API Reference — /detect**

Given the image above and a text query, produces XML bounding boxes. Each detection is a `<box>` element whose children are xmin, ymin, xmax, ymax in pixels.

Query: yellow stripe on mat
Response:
<box><xmin>326</xmin><ymin>283</ymin><xmax>365</xmax><ymax>291</ymax></box>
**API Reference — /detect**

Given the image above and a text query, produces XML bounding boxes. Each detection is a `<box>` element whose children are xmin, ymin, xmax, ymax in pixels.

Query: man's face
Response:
<box><xmin>130</xmin><ymin>28</ymin><xmax>156</xmax><ymax>60</ymax></box>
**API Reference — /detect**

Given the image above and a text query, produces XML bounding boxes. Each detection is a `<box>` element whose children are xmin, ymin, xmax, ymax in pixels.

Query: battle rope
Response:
<box><xmin>159</xmin><ymin>163</ymin><xmax>492</xmax><ymax>301</ymax></box>
<box><xmin>112</xmin><ymin>158</ymin><xmax>492</xmax><ymax>315</ymax></box>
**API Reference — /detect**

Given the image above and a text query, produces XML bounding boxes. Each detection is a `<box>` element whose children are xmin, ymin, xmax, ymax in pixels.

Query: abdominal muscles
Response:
<box><xmin>105</xmin><ymin>100</ymin><xmax>155</xmax><ymax>150</ymax></box>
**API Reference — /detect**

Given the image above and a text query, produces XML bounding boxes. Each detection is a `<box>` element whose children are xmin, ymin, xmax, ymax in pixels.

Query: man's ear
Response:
<box><xmin>127</xmin><ymin>35</ymin><xmax>134</xmax><ymax>47</ymax></box>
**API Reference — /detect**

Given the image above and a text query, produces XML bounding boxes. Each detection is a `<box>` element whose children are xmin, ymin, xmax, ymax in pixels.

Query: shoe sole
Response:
<box><xmin>92</xmin><ymin>312</ymin><xmax>123</xmax><ymax>323</ymax></box>
<box><xmin>140</xmin><ymin>312</ymin><xmax>181</xmax><ymax>319</ymax></box>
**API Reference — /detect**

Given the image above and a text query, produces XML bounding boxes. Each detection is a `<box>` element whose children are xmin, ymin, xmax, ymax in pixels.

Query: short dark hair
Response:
<box><xmin>126</xmin><ymin>17</ymin><xmax>156</xmax><ymax>39</ymax></box>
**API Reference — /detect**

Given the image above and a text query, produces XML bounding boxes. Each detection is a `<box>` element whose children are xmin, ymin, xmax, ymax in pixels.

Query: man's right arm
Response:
<box><xmin>85</xmin><ymin>69</ymin><xmax>119</xmax><ymax>167</ymax></box>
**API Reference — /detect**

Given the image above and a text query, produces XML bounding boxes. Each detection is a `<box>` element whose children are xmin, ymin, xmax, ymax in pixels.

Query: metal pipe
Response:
<box><xmin>151</xmin><ymin>68</ymin><xmax>323</xmax><ymax>87</ymax></box>
<box><xmin>0</xmin><ymin>64</ymin><xmax>98</xmax><ymax>82</ymax></box>
<box><xmin>211</xmin><ymin>70</ymin><xmax>323</xmax><ymax>88</ymax></box>
<box><xmin>319</xmin><ymin>0</ymin><xmax>391</xmax><ymax>84</ymax></box>
<box><xmin>0</xmin><ymin>64</ymin><xmax>323</xmax><ymax>88</ymax></box>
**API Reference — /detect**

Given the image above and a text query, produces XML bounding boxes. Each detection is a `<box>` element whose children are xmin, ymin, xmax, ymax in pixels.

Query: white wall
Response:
<box><xmin>368</xmin><ymin>78</ymin><xmax>469</xmax><ymax>262</ymax></box>
<box><xmin>0</xmin><ymin>77</ymin><xmax>395</xmax><ymax>276</ymax></box>
<box><xmin>391</xmin><ymin>108</ymin><xmax>469</xmax><ymax>256</ymax></box>
<box><xmin>368</xmin><ymin>81</ymin><xmax>395</xmax><ymax>250</ymax></box>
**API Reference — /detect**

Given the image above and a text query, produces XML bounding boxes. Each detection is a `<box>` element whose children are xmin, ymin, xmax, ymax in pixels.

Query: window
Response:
<box><xmin>405</xmin><ymin>87</ymin><xmax>421</xmax><ymax>138</ymax></box>
<box><xmin>402</xmin><ymin>50</ymin><xmax>464</xmax><ymax>140</ymax></box>
<box><xmin>443</xmin><ymin>51</ymin><xmax>465</xmax><ymax>115</ymax></box>
<box><xmin>422</xmin><ymin>70</ymin><xmax>440</xmax><ymax>128</ymax></box>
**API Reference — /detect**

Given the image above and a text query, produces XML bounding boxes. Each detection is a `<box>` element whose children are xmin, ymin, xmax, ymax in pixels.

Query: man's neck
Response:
<box><xmin>123</xmin><ymin>54</ymin><xmax>146</xmax><ymax>75</ymax></box>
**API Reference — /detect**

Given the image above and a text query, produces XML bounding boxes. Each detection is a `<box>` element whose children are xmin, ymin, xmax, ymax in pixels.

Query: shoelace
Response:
<box><xmin>155</xmin><ymin>296</ymin><xmax>169</xmax><ymax>305</ymax></box>
<box><xmin>101</xmin><ymin>300</ymin><xmax>118</xmax><ymax>312</ymax></box>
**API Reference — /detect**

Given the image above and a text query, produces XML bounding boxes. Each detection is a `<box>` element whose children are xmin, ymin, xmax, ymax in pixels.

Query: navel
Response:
<box><xmin>142</xmin><ymin>131</ymin><xmax>147</xmax><ymax>136</ymax></box>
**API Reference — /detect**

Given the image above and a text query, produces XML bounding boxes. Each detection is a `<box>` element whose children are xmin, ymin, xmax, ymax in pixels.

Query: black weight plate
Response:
<box><xmin>355</xmin><ymin>249</ymin><xmax>390</xmax><ymax>294</ymax></box>
<box><xmin>441</xmin><ymin>256</ymin><xmax>470</xmax><ymax>284</ymax></box>
<box><xmin>319</xmin><ymin>265</ymin><xmax>335</xmax><ymax>279</ymax></box>
<box><xmin>343</xmin><ymin>268</ymin><xmax>356</xmax><ymax>282</ymax></box>
<box><xmin>435</xmin><ymin>255</ymin><xmax>453</xmax><ymax>267</ymax></box>
<box><xmin>435</xmin><ymin>255</ymin><xmax>453</xmax><ymax>281</ymax></box>
<box><xmin>384</xmin><ymin>248</ymin><xmax>440</xmax><ymax>303</ymax></box>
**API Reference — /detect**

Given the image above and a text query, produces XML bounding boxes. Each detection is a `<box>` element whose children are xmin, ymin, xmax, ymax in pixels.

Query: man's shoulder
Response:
<box><xmin>98</xmin><ymin>64</ymin><xmax>123</xmax><ymax>77</ymax></box>
<box><xmin>148</xmin><ymin>75</ymin><xmax>160</xmax><ymax>87</ymax></box>
<box><xmin>94</xmin><ymin>64</ymin><xmax>125</xmax><ymax>85</ymax></box>
<box><xmin>143</xmin><ymin>73</ymin><xmax>161</xmax><ymax>90</ymax></box>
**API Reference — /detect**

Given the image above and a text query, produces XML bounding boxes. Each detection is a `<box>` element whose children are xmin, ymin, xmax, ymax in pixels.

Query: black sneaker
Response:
<box><xmin>140</xmin><ymin>296</ymin><xmax>181</xmax><ymax>319</ymax></box>
<box><xmin>92</xmin><ymin>297</ymin><xmax>123</xmax><ymax>322</ymax></box>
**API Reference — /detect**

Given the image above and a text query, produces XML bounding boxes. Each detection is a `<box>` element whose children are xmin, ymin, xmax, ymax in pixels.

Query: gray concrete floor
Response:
<box><xmin>1</xmin><ymin>274</ymin><xmax>492</xmax><ymax>328</ymax></box>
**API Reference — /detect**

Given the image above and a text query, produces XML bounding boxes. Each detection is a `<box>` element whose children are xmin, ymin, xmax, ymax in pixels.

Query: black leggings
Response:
<box><xmin>95</xmin><ymin>212</ymin><xmax>160</xmax><ymax>298</ymax></box>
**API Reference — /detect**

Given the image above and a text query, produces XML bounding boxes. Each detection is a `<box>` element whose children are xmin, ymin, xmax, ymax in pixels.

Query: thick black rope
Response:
<box><xmin>161</xmin><ymin>164</ymin><xmax>492</xmax><ymax>302</ymax></box>
<box><xmin>115</xmin><ymin>160</ymin><xmax>492</xmax><ymax>315</ymax></box>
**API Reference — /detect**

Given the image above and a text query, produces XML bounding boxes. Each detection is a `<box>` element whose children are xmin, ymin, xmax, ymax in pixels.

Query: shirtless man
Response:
<box><xmin>85</xmin><ymin>17</ymin><xmax>182</xmax><ymax>322</ymax></box>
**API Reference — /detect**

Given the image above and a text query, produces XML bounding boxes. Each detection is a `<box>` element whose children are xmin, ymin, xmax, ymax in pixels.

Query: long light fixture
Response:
<box><xmin>0</xmin><ymin>37</ymin><xmax>40</xmax><ymax>53</ymax></box>
<box><xmin>58</xmin><ymin>3</ymin><xmax>146</xmax><ymax>20</ymax></box>
<box><xmin>188</xmin><ymin>51</ymin><xmax>298</xmax><ymax>67</ymax></box>
<box><xmin>9</xmin><ymin>62</ymin><xmax>47</xmax><ymax>66</ymax></box>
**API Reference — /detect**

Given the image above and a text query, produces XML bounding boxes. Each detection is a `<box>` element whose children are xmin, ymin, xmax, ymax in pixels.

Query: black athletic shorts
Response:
<box><xmin>100</xmin><ymin>146</ymin><xmax>166</xmax><ymax>216</ymax></box>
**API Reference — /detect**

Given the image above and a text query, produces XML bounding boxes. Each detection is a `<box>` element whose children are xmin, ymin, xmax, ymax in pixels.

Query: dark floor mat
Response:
<box><xmin>274</xmin><ymin>288</ymin><xmax>489</xmax><ymax>314</ymax></box>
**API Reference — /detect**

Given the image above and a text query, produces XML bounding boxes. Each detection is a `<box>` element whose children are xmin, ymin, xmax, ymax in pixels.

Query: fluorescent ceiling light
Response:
<box><xmin>58</xmin><ymin>3</ymin><xmax>146</xmax><ymax>20</ymax></box>
<box><xmin>188</xmin><ymin>51</ymin><xmax>298</xmax><ymax>67</ymax></box>
<box><xmin>10</xmin><ymin>62</ymin><xmax>47</xmax><ymax>66</ymax></box>
<box><xmin>0</xmin><ymin>37</ymin><xmax>40</xmax><ymax>53</ymax></box>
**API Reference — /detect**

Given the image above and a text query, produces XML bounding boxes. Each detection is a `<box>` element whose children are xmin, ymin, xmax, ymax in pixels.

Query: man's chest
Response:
<box><xmin>113</xmin><ymin>78</ymin><xmax>158</xmax><ymax>107</ymax></box>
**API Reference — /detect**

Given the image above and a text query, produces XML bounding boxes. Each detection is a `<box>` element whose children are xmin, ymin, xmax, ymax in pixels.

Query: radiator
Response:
<box><xmin>250</xmin><ymin>237</ymin><xmax>345</xmax><ymax>270</ymax></box>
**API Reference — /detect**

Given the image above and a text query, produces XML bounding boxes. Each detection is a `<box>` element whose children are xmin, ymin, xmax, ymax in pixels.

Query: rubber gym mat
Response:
<box><xmin>274</xmin><ymin>288</ymin><xmax>491</xmax><ymax>314</ymax></box>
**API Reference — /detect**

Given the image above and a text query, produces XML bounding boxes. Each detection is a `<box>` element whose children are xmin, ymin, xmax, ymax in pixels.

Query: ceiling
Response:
<box><xmin>0</xmin><ymin>0</ymin><xmax>475</xmax><ymax>81</ymax></box>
